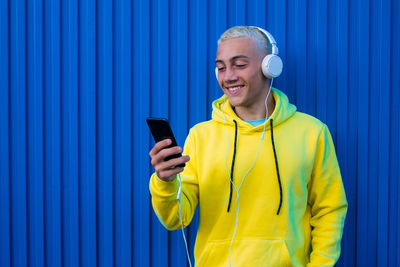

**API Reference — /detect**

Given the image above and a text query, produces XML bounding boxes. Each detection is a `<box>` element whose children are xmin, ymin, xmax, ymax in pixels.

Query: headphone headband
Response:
<box><xmin>250</xmin><ymin>26</ymin><xmax>279</xmax><ymax>55</ymax></box>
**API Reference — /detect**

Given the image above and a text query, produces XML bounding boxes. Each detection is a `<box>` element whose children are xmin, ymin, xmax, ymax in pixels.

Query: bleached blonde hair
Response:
<box><xmin>218</xmin><ymin>26</ymin><xmax>271</xmax><ymax>55</ymax></box>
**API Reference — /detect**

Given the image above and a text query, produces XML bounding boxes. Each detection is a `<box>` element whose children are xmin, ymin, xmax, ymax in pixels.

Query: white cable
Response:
<box><xmin>263</xmin><ymin>78</ymin><xmax>274</xmax><ymax>135</ymax></box>
<box><xmin>224</xmin><ymin>79</ymin><xmax>274</xmax><ymax>267</ymax></box>
<box><xmin>177</xmin><ymin>173</ymin><xmax>193</xmax><ymax>267</ymax></box>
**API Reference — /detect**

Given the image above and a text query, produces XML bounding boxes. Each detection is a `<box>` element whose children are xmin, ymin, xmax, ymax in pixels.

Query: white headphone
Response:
<box><xmin>215</xmin><ymin>26</ymin><xmax>283</xmax><ymax>79</ymax></box>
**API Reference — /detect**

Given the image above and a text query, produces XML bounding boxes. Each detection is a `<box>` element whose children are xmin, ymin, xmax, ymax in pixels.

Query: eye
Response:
<box><xmin>236</xmin><ymin>64</ymin><xmax>247</xmax><ymax>68</ymax></box>
<box><xmin>217</xmin><ymin>67</ymin><xmax>225</xmax><ymax>72</ymax></box>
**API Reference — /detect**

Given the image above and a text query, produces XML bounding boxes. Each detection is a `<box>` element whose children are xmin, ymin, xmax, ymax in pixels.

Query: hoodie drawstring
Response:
<box><xmin>227</xmin><ymin>120</ymin><xmax>238</xmax><ymax>212</ymax></box>
<box><xmin>226</xmin><ymin>118</ymin><xmax>283</xmax><ymax>215</ymax></box>
<box><xmin>270</xmin><ymin>119</ymin><xmax>283</xmax><ymax>215</ymax></box>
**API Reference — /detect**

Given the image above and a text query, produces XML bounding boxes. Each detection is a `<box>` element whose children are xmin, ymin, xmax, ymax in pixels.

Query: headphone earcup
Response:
<box><xmin>262</xmin><ymin>54</ymin><xmax>283</xmax><ymax>78</ymax></box>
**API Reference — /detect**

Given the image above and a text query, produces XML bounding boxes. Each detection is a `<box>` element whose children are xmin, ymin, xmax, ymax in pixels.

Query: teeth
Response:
<box><xmin>228</xmin><ymin>86</ymin><xmax>241</xmax><ymax>92</ymax></box>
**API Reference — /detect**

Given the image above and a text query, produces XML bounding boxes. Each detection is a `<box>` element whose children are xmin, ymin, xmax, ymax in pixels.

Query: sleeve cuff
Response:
<box><xmin>149</xmin><ymin>172</ymin><xmax>180</xmax><ymax>198</ymax></box>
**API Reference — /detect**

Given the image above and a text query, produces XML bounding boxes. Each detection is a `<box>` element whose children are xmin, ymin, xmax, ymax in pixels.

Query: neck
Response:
<box><xmin>234</xmin><ymin>89</ymin><xmax>276</xmax><ymax>121</ymax></box>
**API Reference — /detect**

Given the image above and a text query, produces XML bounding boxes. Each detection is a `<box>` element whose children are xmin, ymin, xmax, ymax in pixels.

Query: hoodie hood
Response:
<box><xmin>211</xmin><ymin>87</ymin><xmax>297</xmax><ymax>131</ymax></box>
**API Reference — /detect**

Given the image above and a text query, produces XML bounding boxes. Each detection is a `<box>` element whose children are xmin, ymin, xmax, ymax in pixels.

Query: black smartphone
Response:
<box><xmin>146</xmin><ymin>118</ymin><xmax>185</xmax><ymax>168</ymax></box>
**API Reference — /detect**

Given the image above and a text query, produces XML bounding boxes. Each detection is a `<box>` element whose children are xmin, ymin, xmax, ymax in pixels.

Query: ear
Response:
<box><xmin>261</xmin><ymin>54</ymin><xmax>283</xmax><ymax>78</ymax></box>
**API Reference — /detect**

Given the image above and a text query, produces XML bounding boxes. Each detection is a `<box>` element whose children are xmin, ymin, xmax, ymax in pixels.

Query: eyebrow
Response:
<box><xmin>215</xmin><ymin>55</ymin><xmax>250</xmax><ymax>64</ymax></box>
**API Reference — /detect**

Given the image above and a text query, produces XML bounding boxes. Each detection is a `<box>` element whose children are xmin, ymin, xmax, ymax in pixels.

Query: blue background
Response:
<box><xmin>0</xmin><ymin>0</ymin><xmax>399</xmax><ymax>266</ymax></box>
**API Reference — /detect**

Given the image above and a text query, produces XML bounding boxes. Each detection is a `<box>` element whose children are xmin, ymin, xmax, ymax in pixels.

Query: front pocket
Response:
<box><xmin>196</xmin><ymin>238</ymin><xmax>291</xmax><ymax>267</ymax></box>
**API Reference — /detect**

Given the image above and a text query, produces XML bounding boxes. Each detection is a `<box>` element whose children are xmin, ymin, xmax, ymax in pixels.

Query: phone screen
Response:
<box><xmin>146</xmin><ymin>118</ymin><xmax>185</xmax><ymax>167</ymax></box>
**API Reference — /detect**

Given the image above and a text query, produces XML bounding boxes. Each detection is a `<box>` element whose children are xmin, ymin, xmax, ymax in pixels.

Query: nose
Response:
<box><xmin>222</xmin><ymin>67</ymin><xmax>238</xmax><ymax>82</ymax></box>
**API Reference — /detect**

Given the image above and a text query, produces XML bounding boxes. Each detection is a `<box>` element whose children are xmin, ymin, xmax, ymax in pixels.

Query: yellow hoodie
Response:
<box><xmin>149</xmin><ymin>88</ymin><xmax>347</xmax><ymax>266</ymax></box>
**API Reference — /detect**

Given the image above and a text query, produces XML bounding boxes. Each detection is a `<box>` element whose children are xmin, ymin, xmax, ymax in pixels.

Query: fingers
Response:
<box><xmin>154</xmin><ymin>155</ymin><xmax>190</xmax><ymax>181</ymax></box>
<box><xmin>155</xmin><ymin>155</ymin><xmax>190</xmax><ymax>173</ymax></box>
<box><xmin>149</xmin><ymin>139</ymin><xmax>190</xmax><ymax>181</ymax></box>
<box><xmin>156</xmin><ymin>167</ymin><xmax>184</xmax><ymax>182</ymax></box>
<box><xmin>150</xmin><ymin>144</ymin><xmax>182</xmax><ymax>166</ymax></box>
<box><xmin>149</xmin><ymin>139</ymin><xmax>172</xmax><ymax>157</ymax></box>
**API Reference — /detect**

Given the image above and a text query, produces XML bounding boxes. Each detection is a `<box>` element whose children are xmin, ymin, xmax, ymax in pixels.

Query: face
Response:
<box><xmin>216</xmin><ymin>37</ymin><xmax>269</xmax><ymax>114</ymax></box>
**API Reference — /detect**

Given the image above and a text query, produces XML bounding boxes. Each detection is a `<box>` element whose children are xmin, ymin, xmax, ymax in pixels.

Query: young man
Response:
<box><xmin>149</xmin><ymin>26</ymin><xmax>347</xmax><ymax>266</ymax></box>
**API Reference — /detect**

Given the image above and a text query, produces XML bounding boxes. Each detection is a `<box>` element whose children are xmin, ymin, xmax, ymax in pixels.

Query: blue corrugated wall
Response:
<box><xmin>0</xmin><ymin>0</ymin><xmax>399</xmax><ymax>266</ymax></box>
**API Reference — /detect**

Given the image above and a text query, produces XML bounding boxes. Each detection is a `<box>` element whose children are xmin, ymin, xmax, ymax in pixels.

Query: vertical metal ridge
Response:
<box><xmin>0</xmin><ymin>0</ymin><xmax>11</xmax><ymax>265</ymax></box>
<box><xmin>113</xmin><ymin>0</ymin><xmax>132</xmax><ymax>265</ymax></box>
<box><xmin>130</xmin><ymin>0</ymin><xmax>134</xmax><ymax>262</ymax></box>
<box><xmin>95</xmin><ymin>0</ymin><xmax>100</xmax><ymax>263</ymax></box>
<box><xmin>60</xmin><ymin>0</ymin><xmax>80</xmax><ymax>265</ymax></box>
<box><xmin>41</xmin><ymin>0</ymin><xmax>47</xmax><ymax>262</ymax></box>
<box><xmin>77</xmin><ymin>0</ymin><xmax>82</xmax><ymax>263</ymax></box>
<box><xmin>43</xmin><ymin>0</ymin><xmax>62</xmax><ymax>266</ymax></box>
<box><xmin>355</xmin><ymin>0</ymin><xmax>371</xmax><ymax>264</ymax></box>
<box><xmin>94</xmin><ymin>0</ymin><xmax>100</xmax><ymax>264</ymax></box>
<box><xmin>129</xmin><ymin>2</ymin><xmax>134</xmax><ymax>266</ymax></box>
<box><xmin>24</xmin><ymin>0</ymin><xmax>30</xmax><ymax>263</ymax></box>
<box><xmin>376</xmin><ymin>0</ymin><xmax>391</xmax><ymax>265</ymax></box>
<box><xmin>111</xmin><ymin>0</ymin><xmax>116</xmax><ymax>265</ymax></box>
<box><xmin>78</xmin><ymin>0</ymin><xmax>97</xmax><ymax>266</ymax></box>
<box><xmin>336</xmin><ymin>0</ymin><xmax>352</xmax><ymax>265</ymax></box>
<box><xmin>112</xmin><ymin>0</ymin><xmax>117</xmax><ymax>264</ymax></box>
<box><xmin>94</xmin><ymin>3</ymin><xmax>101</xmax><ymax>267</ymax></box>
<box><xmin>27</xmin><ymin>0</ymin><xmax>46</xmax><ymax>265</ymax></box>
<box><xmin>10</xmin><ymin>0</ymin><xmax>28</xmax><ymax>265</ymax></box>
<box><xmin>59</xmin><ymin>0</ymin><xmax>65</xmax><ymax>262</ymax></box>
<box><xmin>390</xmin><ymin>0</ymin><xmax>400</xmax><ymax>265</ymax></box>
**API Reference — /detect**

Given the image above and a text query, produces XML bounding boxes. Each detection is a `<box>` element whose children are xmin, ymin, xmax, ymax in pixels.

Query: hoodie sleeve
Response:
<box><xmin>149</xmin><ymin>129</ymin><xmax>199</xmax><ymax>230</ymax></box>
<box><xmin>307</xmin><ymin>125</ymin><xmax>348</xmax><ymax>267</ymax></box>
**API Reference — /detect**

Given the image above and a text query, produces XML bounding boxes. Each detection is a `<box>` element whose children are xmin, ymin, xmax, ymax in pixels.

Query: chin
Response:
<box><xmin>227</xmin><ymin>98</ymin><xmax>243</xmax><ymax>107</ymax></box>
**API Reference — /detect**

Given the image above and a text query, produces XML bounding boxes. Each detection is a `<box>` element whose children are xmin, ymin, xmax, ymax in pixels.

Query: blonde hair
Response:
<box><xmin>218</xmin><ymin>26</ymin><xmax>270</xmax><ymax>55</ymax></box>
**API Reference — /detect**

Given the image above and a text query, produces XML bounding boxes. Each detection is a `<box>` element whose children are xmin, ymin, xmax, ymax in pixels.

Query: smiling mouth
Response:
<box><xmin>225</xmin><ymin>85</ymin><xmax>244</xmax><ymax>94</ymax></box>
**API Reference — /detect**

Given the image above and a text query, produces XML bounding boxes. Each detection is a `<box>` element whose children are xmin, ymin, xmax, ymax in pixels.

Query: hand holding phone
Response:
<box><xmin>147</xmin><ymin>118</ymin><xmax>190</xmax><ymax>181</ymax></box>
